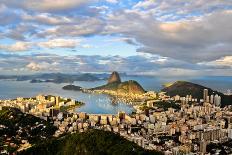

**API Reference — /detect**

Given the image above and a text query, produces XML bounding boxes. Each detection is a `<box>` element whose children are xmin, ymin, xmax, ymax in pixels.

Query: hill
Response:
<box><xmin>162</xmin><ymin>81</ymin><xmax>232</xmax><ymax>106</ymax></box>
<box><xmin>92</xmin><ymin>71</ymin><xmax>146</xmax><ymax>95</ymax></box>
<box><xmin>0</xmin><ymin>107</ymin><xmax>57</xmax><ymax>153</ymax></box>
<box><xmin>19</xmin><ymin>129</ymin><xmax>162</xmax><ymax>155</ymax></box>
<box><xmin>117</xmin><ymin>80</ymin><xmax>146</xmax><ymax>94</ymax></box>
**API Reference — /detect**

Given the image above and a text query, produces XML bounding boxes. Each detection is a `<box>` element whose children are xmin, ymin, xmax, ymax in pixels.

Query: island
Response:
<box><xmin>62</xmin><ymin>85</ymin><xmax>82</xmax><ymax>91</ymax></box>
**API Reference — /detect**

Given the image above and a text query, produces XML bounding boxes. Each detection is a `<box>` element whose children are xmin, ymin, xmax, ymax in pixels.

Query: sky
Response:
<box><xmin>0</xmin><ymin>0</ymin><xmax>232</xmax><ymax>76</ymax></box>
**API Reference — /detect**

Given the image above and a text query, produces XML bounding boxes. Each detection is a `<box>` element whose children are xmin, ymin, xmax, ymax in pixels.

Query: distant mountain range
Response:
<box><xmin>162</xmin><ymin>81</ymin><xmax>232</xmax><ymax>106</ymax></box>
<box><xmin>0</xmin><ymin>73</ymin><xmax>101</xmax><ymax>83</ymax></box>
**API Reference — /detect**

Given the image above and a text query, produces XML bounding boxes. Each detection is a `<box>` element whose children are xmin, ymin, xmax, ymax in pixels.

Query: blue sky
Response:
<box><xmin>0</xmin><ymin>0</ymin><xmax>232</xmax><ymax>76</ymax></box>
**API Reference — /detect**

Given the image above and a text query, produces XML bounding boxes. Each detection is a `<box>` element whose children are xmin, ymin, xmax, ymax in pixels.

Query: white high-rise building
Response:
<box><xmin>214</xmin><ymin>94</ymin><xmax>221</xmax><ymax>106</ymax></box>
<box><xmin>210</xmin><ymin>95</ymin><xmax>214</xmax><ymax>104</ymax></box>
<box><xmin>203</xmin><ymin>89</ymin><xmax>208</xmax><ymax>102</ymax></box>
<box><xmin>206</xmin><ymin>96</ymin><xmax>210</xmax><ymax>103</ymax></box>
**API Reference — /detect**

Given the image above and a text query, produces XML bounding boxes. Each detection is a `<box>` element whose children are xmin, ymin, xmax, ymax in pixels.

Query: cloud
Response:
<box><xmin>0</xmin><ymin>4</ymin><xmax>21</xmax><ymax>26</ymax></box>
<box><xmin>0</xmin><ymin>38</ymin><xmax>82</xmax><ymax>52</ymax></box>
<box><xmin>105</xmin><ymin>0</ymin><xmax>118</xmax><ymax>4</ymax></box>
<box><xmin>107</xmin><ymin>37</ymin><xmax>139</xmax><ymax>46</ymax></box>
<box><xmin>22</xmin><ymin>13</ymin><xmax>74</xmax><ymax>25</ymax></box>
<box><xmin>37</xmin><ymin>17</ymin><xmax>104</xmax><ymax>38</ymax></box>
<box><xmin>0</xmin><ymin>52</ymin><xmax>231</xmax><ymax>76</ymax></box>
<box><xmin>0</xmin><ymin>42</ymin><xmax>32</xmax><ymax>52</ymax></box>
<box><xmin>81</xmin><ymin>44</ymin><xmax>93</xmax><ymax>48</ymax></box>
<box><xmin>199</xmin><ymin>56</ymin><xmax>232</xmax><ymax>68</ymax></box>
<box><xmin>133</xmin><ymin>0</ymin><xmax>232</xmax><ymax>19</ymax></box>
<box><xmin>26</xmin><ymin>61</ymin><xmax>59</xmax><ymax>71</ymax></box>
<box><xmin>38</xmin><ymin>38</ymin><xmax>81</xmax><ymax>48</ymax></box>
<box><xmin>26</xmin><ymin>62</ymin><xmax>44</xmax><ymax>71</ymax></box>
<box><xmin>0</xmin><ymin>0</ymin><xmax>231</xmax><ymax>76</ymax></box>
<box><xmin>2</xmin><ymin>0</ymin><xmax>93</xmax><ymax>12</ymax></box>
<box><xmin>133</xmin><ymin>0</ymin><xmax>155</xmax><ymax>9</ymax></box>
<box><xmin>105</xmin><ymin>9</ymin><xmax>232</xmax><ymax>62</ymax></box>
<box><xmin>4</xmin><ymin>24</ymin><xmax>38</xmax><ymax>40</ymax></box>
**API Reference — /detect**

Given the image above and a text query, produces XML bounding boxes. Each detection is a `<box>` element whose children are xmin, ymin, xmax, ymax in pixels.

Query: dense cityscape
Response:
<box><xmin>0</xmin><ymin>71</ymin><xmax>232</xmax><ymax>154</ymax></box>
<box><xmin>0</xmin><ymin>0</ymin><xmax>232</xmax><ymax>155</ymax></box>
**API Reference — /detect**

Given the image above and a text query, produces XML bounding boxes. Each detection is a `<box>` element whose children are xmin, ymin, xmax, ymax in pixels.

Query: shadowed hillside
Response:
<box><xmin>162</xmin><ymin>81</ymin><xmax>232</xmax><ymax>106</ymax></box>
<box><xmin>19</xmin><ymin>129</ymin><xmax>162</xmax><ymax>155</ymax></box>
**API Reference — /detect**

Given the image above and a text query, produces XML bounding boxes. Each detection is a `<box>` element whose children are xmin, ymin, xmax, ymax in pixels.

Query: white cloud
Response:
<box><xmin>133</xmin><ymin>0</ymin><xmax>155</xmax><ymax>9</ymax></box>
<box><xmin>38</xmin><ymin>38</ymin><xmax>81</xmax><ymax>48</ymax></box>
<box><xmin>26</xmin><ymin>61</ymin><xmax>59</xmax><ymax>71</ymax></box>
<box><xmin>200</xmin><ymin>56</ymin><xmax>232</xmax><ymax>68</ymax></box>
<box><xmin>105</xmin><ymin>9</ymin><xmax>232</xmax><ymax>62</ymax></box>
<box><xmin>105</xmin><ymin>0</ymin><xmax>118</xmax><ymax>4</ymax></box>
<box><xmin>0</xmin><ymin>53</ymin><xmax>231</xmax><ymax>76</ymax></box>
<box><xmin>22</xmin><ymin>13</ymin><xmax>73</xmax><ymax>25</ymax></box>
<box><xmin>26</xmin><ymin>62</ymin><xmax>43</xmax><ymax>71</ymax></box>
<box><xmin>3</xmin><ymin>0</ymin><xmax>92</xmax><ymax>12</ymax></box>
<box><xmin>0</xmin><ymin>38</ymin><xmax>81</xmax><ymax>52</ymax></box>
<box><xmin>81</xmin><ymin>44</ymin><xmax>93</xmax><ymax>48</ymax></box>
<box><xmin>0</xmin><ymin>42</ymin><xmax>32</xmax><ymax>52</ymax></box>
<box><xmin>37</xmin><ymin>17</ymin><xmax>104</xmax><ymax>38</ymax></box>
<box><xmin>0</xmin><ymin>0</ymin><xmax>232</xmax><ymax>76</ymax></box>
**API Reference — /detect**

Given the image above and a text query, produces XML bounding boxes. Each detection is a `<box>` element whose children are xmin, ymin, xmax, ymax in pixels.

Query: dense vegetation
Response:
<box><xmin>140</xmin><ymin>101</ymin><xmax>180</xmax><ymax>111</ymax></box>
<box><xmin>162</xmin><ymin>81</ymin><xmax>232</xmax><ymax>106</ymax></box>
<box><xmin>92</xmin><ymin>81</ymin><xmax>121</xmax><ymax>91</ymax></box>
<box><xmin>154</xmin><ymin>101</ymin><xmax>180</xmax><ymax>111</ymax></box>
<box><xmin>0</xmin><ymin>107</ymin><xmax>57</xmax><ymax>153</ymax></box>
<box><xmin>19</xmin><ymin>129</ymin><xmax>163</xmax><ymax>155</ymax></box>
<box><xmin>59</xmin><ymin>101</ymin><xmax>84</xmax><ymax>112</ymax></box>
<box><xmin>207</xmin><ymin>139</ymin><xmax>232</xmax><ymax>154</ymax></box>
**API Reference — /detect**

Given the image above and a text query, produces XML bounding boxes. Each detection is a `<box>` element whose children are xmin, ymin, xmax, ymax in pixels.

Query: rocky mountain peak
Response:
<box><xmin>107</xmin><ymin>71</ymin><xmax>121</xmax><ymax>84</ymax></box>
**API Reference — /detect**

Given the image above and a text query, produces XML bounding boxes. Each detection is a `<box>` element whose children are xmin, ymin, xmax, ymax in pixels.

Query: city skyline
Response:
<box><xmin>0</xmin><ymin>0</ymin><xmax>232</xmax><ymax>76</ymax></box>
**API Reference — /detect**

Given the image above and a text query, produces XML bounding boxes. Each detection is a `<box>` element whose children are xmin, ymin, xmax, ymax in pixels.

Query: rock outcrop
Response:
<box><xmin>107</xmin><ymin>71</ymin><xmax>121</xmax><ymax>84</ymax></box>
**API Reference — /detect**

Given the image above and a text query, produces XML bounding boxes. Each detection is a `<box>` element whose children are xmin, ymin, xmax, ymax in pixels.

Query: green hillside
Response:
<box><xmin>19</xmin><ymin>129</ymin><xmax>162</xmax><ymax>155</ymax></box>
<box><xmin>0</xmin><ymin>107</ymin><xmax>57</xmax><ymax>153</ymax></box>
<box><xmin>92</xmin><ymin>80</ymin><xmax>146</xmax><ymax>95</ymax></box>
